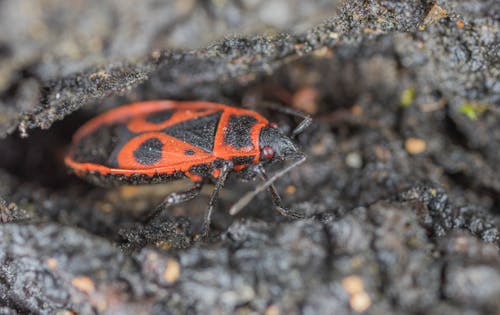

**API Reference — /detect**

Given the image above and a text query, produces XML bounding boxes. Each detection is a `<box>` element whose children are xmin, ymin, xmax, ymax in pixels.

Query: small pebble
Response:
<box><xmin>342</xmin><ymin>275</ymin><xmax>371</xmax><ymax>312</ymax></box>
<box><xmin>45</xmin><ymin>258</ymin><xmax>58</xmax><ymax>270</ymax></box>
<box><xmin>285</xmin><ymin>185</ymin><xmax>297</xmax><ymax>195</ymax></box>
<box><xmin>163</xmin><ymin>259</ymin><xmax>181</xmax><ymax>283</ymax></box>
<box><xmin>405</xmin><ymin>138</ymin><xmax>427</xmax><ymax>154</ymax></box>
<box><xmin>71</xmin><ymin>276</ymin><xmax>95</xmax><ymax>293</ymax></box>
<box><xmin>346</xmin><ymin>152</ymin><xmax>363</xmax><ymax>168</ymax></box>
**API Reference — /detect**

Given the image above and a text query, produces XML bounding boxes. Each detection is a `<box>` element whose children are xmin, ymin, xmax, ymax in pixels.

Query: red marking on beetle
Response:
<box><xmin>212</xmin><ymin>169</ymin><xmax>221</xmax><ymax>178</ymax></box>
<box><xmin>65</xmin><ymin>100</ymin><xmax>309</xmax><ymax>236</ymax></box>
<box><xmin>65</xmin><ymin>101</ymin><xmax>263</xmax><ymax>179</ymax></box>
<box><xmin>233</xmin><ymin>165</ymin><xmax>246</xmax><ymax>172</ymax></box>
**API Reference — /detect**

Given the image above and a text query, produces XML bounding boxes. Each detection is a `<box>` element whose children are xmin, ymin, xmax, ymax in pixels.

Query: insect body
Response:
<box><xmin>65</xmin><ymin>100</ymin><xmax>309</xmax><ymax>235</ymax></box>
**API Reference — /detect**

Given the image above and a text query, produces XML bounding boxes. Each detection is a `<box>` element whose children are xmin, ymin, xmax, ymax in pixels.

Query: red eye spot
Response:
<box><xmin>262</xmin><ymin>146</ymin><xmax>274</xmax><ymax>159</ymax></box>
<box><xmin>270</xmin><ymin>122</ymin><xmax>278</xmax><ymax>128</ymax></box>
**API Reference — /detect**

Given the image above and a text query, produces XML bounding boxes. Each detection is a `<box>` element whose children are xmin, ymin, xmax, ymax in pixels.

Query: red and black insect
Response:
<box><xmin>65</xmin><ymin>100</ymin><xmax>310</xmax><ymax>235</ymax></box>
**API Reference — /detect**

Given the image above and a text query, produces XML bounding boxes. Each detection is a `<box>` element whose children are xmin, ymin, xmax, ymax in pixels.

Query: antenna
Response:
<box><xmin>259</xmin><ymin>101</ymin><xmax>312</xmax><ymax>138</ymax></box>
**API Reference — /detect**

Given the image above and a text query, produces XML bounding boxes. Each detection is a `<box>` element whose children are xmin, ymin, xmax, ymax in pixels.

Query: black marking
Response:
<box><xmin>224</xmin><ymin>115</ymin><xmax>258</xmax><ymax>148</ymax></box>
<box><xmin>232</xmin><ymin>156</ymin><xmax>255</xmax><ymax>165</ymax></box>
<box><xmin>145</xmin><ymin>109</ymin><xmax>175</xmax><ymax>124</ymax></box>
<box><xmin>189</xmin><ymin>163</ymin><xmax>213</xmax><ymax>178</ymax></box>
<box><xmin>78</xmin><ymin>170</ymin><xmax>186</xmax><ymax>187</ymax></box>
<box><xmin>107</xmin><ymin>124</ymin><xmax>140</xmax><ymax>167</ymax></box>
<box><xmin>212</xmin><ymin>158</ymin><xmax>226</xmax><ymax>169</ymax></box>
<box><xmin>164</xmin><ymin>111</ymin><xmax>222</xmax><ymax>152</ymax></box>
<box><xmin>185</xmin><ymin>149</ymin><xmax>195</xmax><ymax>156</ymax></box>
<box><xmin>133</xmin><ymin>138</ymin><xmax>163</xmax><ymax>165</ymax></box>
<box><xmin>72</xmin><ymin>123</ymin><xmax>136</xmax><ymax>168</ymax></box>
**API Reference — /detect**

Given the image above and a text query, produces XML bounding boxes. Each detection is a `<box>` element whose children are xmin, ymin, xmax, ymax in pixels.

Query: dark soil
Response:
<box><xmin>0</xmin><ymin>1</ymin><xmax>499</xmax><ymax>314</ymax></box>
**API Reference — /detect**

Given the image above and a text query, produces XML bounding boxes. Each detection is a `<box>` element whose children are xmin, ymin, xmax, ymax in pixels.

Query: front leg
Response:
<box><xmin>251</xmin><ymin>164</ymin><xmax>304</xmax><ymax>219</ymax></box>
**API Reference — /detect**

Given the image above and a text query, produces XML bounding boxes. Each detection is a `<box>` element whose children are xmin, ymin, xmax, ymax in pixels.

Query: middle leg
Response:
<box><xmin>201</xmin><ymin>161</ymin><xmax>233</xmax><ymax>237</ymax></box>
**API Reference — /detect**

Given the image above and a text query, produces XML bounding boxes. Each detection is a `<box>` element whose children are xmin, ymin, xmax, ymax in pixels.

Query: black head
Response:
<box><xmin>259</xmin><ymin>125</ymin><xmax>299</xmax><ymax>161</ymax></box>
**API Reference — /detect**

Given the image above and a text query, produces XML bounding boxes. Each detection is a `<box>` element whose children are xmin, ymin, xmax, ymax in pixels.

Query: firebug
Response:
<box><xmin>65</xmin><ymin>100</ymin><xmax>310</xmax><ymax>235</ymax></box>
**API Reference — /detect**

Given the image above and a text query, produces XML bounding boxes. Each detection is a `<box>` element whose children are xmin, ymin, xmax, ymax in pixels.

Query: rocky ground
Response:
<box><xmin>0</xmin><ymin>1</ymin><xmax>499</xmax><ymax>314</ymax></box>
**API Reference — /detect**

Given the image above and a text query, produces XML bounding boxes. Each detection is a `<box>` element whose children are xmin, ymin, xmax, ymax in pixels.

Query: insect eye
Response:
<box><xmin>269</xmin><ymin>122</ymin><xmax>278</xmax><ymax>128</ymax></box>
<box><xmin>262</xmin><ymin>146</ymin><xmax>275</xmax><ymax>159</ymax></box>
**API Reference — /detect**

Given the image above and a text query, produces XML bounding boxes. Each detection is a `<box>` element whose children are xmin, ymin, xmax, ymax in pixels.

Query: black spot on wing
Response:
<box><xmin>232</xmin><ymin>156</ymin><xmax>255</xmax><ymax>165</ymax></box>
<box><xmin>145</xmin><ymin>109</ymin><xmax>175</xmax><ymax>124</ymax></box>
<box><xmin>164</xmin><ymin>111</ymin><xmax>222</xmax><ymax>152</ymax></box>
<box><xmin>224</xmin><ymin>115</ymin><xmax>258</xmax><ymax>148</ymax></box>
<box><xmin>185</xmin><ymin>149</ymin><xmax>195</xmax><ymax>156</ymax></box>
<box><xmin>133</xmin><ymin>137</ymin><xmax>163</xmax><ymax>165</ymax></box>
<box><xmin>72</xmin><ymin>123</ymin><xmax>135</xmax><ymax>168</ymax></box>
<box><xmin>107</xmin><ymin>124</ymin><xmax>139</xmax><ymax>167</ymax></box>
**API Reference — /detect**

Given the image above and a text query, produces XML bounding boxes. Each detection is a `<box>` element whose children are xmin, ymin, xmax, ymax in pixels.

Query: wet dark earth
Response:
<box><xmin>0</xmin><ymin>1</ymin><xmax>499</xmax><ymax>314</ymax></box>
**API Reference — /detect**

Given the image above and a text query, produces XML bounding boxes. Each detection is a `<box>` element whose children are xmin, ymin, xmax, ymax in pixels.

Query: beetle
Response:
<box><xmin>65</xmin><ymin>100</ymin><xmax>310</xmax><ymax>235</ymax></box>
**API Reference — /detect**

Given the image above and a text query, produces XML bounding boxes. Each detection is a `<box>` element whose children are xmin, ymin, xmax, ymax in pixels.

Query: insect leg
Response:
<box><xmin>229</xmin><ymin>153</ymin><xmax>306</xmax><ymax>216</ymax></box>
<box><xmin>145</xmin><ymin>181</ymin><xmax>203</xmax><ymax>223</ymax></box>
<box><xmin>254</xmin><ymin>164</ymin><xmax>303</xmax><ymax>219</ymax></box>
<box><xmin>201</xmin><ymin>161</ymin><xmax>233</xmax><ymax>237</ymax></box>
